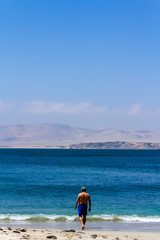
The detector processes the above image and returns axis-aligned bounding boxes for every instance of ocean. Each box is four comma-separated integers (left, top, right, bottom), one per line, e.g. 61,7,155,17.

0,149,160,231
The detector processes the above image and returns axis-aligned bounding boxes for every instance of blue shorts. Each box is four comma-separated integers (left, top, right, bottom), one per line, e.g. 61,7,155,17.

78,204,87,216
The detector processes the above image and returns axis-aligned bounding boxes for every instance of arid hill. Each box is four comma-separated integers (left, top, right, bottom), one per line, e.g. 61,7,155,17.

0,123,160,148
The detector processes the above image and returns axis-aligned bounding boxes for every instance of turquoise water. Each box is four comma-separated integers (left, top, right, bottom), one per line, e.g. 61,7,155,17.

0,149,160,223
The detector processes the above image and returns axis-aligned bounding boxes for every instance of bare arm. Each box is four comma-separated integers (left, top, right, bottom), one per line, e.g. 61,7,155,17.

89,196,91,212
75,194,80,209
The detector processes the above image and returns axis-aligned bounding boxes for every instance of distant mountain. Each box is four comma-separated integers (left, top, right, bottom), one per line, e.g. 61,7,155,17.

0,123,160,148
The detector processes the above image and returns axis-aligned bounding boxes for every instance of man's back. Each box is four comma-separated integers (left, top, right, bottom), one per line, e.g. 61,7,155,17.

78,192,90,205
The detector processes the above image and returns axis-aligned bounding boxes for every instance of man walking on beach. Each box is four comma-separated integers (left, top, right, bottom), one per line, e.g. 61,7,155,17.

75,187,91,230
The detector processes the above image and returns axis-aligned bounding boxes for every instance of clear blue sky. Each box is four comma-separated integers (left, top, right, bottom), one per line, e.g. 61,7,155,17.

0,0,160,129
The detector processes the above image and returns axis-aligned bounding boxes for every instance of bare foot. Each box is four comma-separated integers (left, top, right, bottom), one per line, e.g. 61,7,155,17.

81,225,85,230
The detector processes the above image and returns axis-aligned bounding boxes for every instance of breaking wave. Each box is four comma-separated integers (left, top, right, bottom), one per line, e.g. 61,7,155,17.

0,214,160,223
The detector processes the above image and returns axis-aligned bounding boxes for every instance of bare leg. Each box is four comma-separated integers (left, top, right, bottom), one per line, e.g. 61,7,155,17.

79,215,84,230
83,215,86,227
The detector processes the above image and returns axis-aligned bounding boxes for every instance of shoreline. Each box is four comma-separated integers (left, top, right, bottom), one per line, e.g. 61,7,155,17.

1,227,160,240
1,221,160,232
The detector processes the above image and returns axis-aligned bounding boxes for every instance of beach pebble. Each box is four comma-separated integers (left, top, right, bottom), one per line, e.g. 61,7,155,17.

91,234,97,239
77,231,85,234
46,235,57,239
13,230,20,233
20,228,27,232
61,229,76,232
22,235,30,238
69,229,76,232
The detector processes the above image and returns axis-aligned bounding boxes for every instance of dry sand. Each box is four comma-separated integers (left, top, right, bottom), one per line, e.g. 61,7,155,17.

0,227,160,240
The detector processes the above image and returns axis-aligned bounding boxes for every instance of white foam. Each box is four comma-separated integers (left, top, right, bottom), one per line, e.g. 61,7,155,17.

91,214,160,223
0,214,160,223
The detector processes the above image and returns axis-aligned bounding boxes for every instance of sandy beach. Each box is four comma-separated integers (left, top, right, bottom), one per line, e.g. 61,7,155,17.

0,227,160,240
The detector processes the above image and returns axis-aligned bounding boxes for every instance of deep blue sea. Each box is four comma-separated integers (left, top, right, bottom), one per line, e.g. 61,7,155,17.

0,149,160,225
